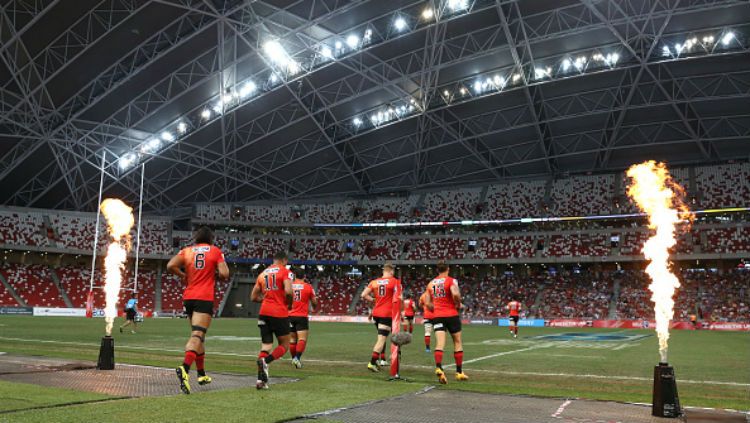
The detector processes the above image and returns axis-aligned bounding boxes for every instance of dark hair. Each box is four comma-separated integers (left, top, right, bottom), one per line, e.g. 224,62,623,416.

194,226,214,245
436,260,449,273
273,251,288,262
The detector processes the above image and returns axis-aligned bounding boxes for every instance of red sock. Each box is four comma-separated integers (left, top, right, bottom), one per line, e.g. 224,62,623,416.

514,327,518,335
370,351,379,365
271,345,286,360
454,351,463,373
379,352,385,361
409,323,413,333
296,340,307,358
434,349,443,368
289,342,297,358
425,336,430,348
258,351,269,360
195,353,205,372
182,350,197,370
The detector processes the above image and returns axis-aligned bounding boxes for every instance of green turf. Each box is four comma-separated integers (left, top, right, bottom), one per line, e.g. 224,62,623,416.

0,380,112,412
0,315,748,420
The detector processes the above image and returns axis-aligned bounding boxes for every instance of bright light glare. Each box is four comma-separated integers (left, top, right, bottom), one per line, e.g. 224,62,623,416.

201,109,211,119
562,58,571,71
177,122,187,134
239,81,256,98
346,34,360,49
141,138,161,154
321,46,333,59
161,131,175,142
662,45,671,57
394,16,407,31
353,117,362,126
119,153,136,169
721,31,734,46
448,0,469,11
473,80,482,93
422,8,434,20
264,40,288,64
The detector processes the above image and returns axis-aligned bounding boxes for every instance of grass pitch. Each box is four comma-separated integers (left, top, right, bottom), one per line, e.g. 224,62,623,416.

0,316,747,422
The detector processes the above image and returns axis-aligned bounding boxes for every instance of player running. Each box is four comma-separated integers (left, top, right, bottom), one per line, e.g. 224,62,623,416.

167,226,230,394
424,261,468,384
360,262,402,372
402,293,417,333
289,275,319,369
506,298,522,338
119,293,138,334
419,290,434,352
251,252,294,390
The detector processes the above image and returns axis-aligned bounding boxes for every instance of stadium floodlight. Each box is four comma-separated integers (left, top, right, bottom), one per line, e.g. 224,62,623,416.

562,58,572,71
604,53,619,66
574,56,587,70
320,45,333,59
118,153,136,170
702,35,714,44
353,117,363,127
534,67,551,79
346,34,360,49
422,7,434,20
222,93,234,104
140,138,161,154
443,89,450,97
493,75,506,88
459,87,467,95
177,122,187,134
512,73,521,82
674,43,682,55
270,73,279,83
473,80,483,93
364,29,372,43
161,131,175,142
201,109,211,119
335,40,343,50
264,40,289,64
316,265,324,272
662,45,671,57
239,81,257,98
448,0,469,12
721,31,734,46
393,16,408,31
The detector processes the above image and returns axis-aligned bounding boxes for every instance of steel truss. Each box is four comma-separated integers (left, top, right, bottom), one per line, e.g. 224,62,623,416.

0,0,747,213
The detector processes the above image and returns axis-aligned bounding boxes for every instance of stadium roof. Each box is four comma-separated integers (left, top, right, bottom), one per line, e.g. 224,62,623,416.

1,0,749,214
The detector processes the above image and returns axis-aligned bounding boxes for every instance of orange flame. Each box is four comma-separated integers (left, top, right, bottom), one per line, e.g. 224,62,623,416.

626,161,690,363
100,198,134,336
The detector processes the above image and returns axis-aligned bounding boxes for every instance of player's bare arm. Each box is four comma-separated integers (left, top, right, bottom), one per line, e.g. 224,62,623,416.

250,280,263,303
284,278,293,309
425,289,435,311
217,262,230,280
361,286,374,303
166,254,186,279
310,291,320,312
451,282,463,310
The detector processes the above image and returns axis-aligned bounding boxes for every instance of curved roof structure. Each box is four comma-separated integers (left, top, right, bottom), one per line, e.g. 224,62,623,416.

1,0,749,213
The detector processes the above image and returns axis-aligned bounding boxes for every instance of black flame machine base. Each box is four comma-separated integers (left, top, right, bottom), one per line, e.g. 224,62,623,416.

652,362,681,418
97,336,115,370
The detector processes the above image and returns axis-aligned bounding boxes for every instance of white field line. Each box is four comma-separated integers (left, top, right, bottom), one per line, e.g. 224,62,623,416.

1,336,748,388
551,399,573,418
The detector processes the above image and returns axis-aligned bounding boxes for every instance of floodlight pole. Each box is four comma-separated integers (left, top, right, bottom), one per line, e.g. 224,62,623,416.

88,151,106,291
132,163,145,294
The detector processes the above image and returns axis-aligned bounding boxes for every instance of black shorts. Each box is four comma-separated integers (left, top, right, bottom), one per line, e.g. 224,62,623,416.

289,316,309,332
258,315,290,344
423,318,431,325
432,316,462,334
125,309,136,321
509,315,519,324
404,316,414,322
373,316,392,330
184,300,213,318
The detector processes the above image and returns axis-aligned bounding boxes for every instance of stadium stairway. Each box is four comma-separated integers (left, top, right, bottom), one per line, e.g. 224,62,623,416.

347,280,369,315
154,265,162,312
0,271,26,307
529,286,546,318
49,267,73,308
216,277,233,316
608,279,621,319
41,215,59,248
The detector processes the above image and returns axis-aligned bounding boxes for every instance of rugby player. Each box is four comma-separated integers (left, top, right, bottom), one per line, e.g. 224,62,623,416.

289,274,319,368
251,252,294,389
360,262,402,372
424,261,468,384
419,290,434,352
402,293,417,334
167,226,229,394
506,298,522,338
119,293,138,334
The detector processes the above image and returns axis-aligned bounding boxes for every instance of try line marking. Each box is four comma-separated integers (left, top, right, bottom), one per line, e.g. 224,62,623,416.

1,336,748,388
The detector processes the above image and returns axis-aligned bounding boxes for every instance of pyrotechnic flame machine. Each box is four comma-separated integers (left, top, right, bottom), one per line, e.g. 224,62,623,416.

626,161,688,418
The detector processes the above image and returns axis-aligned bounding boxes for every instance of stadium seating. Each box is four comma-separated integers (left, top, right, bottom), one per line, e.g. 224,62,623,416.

699,270,750,322
543,233,610,257
291,239,343,261
357,239,401,260
0,263,66,307
482,180,546,219
316,276,361,314
56,265,102,308
476,236,536,259
421,188,482,221
407,238,468,260
358,196,418,222
462,274,541,318
550,175,614,216
703,227,750,254
536,273,612,319
0,210,48,247
694,163,750,209
303,201,356,223
0,280,19,306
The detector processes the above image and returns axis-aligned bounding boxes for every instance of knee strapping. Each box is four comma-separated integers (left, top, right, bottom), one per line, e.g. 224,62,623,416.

191,325,207,333
191,334,205,343
377,328,390,337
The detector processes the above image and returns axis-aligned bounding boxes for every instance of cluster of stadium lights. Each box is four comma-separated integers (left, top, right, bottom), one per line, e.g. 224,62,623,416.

115,2,744,170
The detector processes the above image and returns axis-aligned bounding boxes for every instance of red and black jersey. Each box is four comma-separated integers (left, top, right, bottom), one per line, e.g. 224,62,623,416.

367,277,402,318
256,264,294,318
290,280,315,317
508,300,521,317
403,299,416,317
427,276,459,318
180,244,225,301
